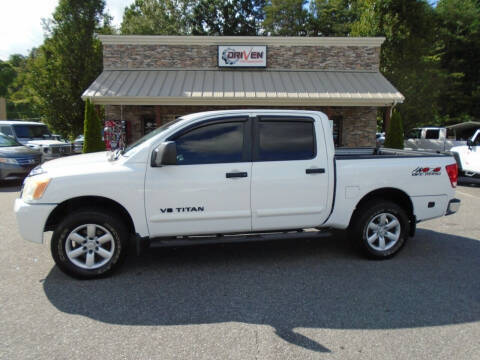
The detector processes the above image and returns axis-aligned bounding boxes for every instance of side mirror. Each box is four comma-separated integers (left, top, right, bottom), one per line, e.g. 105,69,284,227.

467,139,473,148
151,141,177,167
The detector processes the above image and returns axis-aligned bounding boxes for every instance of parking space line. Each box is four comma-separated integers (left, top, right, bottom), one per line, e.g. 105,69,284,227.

456,190,480,199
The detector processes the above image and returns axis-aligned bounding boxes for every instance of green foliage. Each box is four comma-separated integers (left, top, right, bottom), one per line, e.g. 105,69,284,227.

121,0,188,35
436,0,480,123
4,54,38,119
189,0,265,35
264,0,309,36
83,99,105,153
351,0,443,131
384,111,404,149
309,0,354,36
0,61,16,98
27,0,111,138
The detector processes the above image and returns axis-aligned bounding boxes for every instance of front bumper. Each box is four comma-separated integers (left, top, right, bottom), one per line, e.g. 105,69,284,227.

446,198,461,216
14,198,56,244
0,163,38,180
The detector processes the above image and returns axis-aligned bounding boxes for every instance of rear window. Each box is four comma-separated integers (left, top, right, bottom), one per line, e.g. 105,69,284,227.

425,129,440,139
257,120,315,161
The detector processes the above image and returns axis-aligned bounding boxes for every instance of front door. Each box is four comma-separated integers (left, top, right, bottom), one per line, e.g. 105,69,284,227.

145,117,252,237
251,116,330,231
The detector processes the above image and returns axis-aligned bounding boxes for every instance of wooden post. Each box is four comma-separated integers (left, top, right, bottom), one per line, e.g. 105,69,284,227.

0,97,6,119
155,106,163,127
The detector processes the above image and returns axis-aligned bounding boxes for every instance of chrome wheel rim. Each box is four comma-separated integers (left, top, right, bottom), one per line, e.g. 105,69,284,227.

365,213,401,251
65,224,115,270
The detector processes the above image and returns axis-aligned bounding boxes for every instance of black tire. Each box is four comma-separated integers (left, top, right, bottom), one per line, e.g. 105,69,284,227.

51,209,129,279
350,200,409,259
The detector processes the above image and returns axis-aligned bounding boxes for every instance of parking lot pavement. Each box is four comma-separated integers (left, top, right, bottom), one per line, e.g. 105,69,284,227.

0,180,479,360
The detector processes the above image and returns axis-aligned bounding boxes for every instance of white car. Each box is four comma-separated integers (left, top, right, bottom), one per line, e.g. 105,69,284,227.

15,110,460,279
0,121,72,161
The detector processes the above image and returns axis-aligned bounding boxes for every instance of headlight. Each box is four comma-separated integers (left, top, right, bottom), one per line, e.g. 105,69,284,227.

0,157,18,164
28,166,46,177
22,177,51,202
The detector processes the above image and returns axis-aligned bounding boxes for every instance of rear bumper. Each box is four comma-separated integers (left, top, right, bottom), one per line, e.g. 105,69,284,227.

446,198,460,216
14,198,56,244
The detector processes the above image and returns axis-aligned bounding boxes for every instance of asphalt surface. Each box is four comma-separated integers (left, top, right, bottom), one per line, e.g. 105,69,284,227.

0,178,479,360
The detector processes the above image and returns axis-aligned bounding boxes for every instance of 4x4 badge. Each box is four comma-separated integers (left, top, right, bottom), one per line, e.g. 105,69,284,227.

412,167,441,176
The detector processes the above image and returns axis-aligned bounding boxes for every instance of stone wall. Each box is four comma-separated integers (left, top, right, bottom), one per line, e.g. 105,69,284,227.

103,44,380,72
104,105,378,147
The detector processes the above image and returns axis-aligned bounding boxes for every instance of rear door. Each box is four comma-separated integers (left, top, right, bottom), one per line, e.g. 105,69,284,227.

145,116,253,237
250,115,330,231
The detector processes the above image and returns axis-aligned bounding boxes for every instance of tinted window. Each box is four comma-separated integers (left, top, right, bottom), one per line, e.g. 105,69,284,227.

406,129,421,139
425,129,440,139
175,122,245,165
257,121,315,161
0,126,13,136
13,124,51,139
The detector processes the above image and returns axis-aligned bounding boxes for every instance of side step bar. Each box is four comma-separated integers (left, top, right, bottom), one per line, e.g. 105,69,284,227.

144,229,332,250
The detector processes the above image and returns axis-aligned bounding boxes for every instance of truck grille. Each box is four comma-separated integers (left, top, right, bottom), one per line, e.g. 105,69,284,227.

15,156,42,166
50,144,72,155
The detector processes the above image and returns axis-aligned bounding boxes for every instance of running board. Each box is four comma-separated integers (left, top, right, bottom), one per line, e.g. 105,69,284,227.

147,230,332,248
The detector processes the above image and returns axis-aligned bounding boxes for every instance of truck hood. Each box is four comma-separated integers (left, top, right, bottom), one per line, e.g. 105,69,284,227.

21,139,69,146
42,151,111,173
0,146,41,157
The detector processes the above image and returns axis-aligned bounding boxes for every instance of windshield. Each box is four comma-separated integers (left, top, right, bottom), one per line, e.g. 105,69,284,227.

0,133,22,147
122,117,185,155
13,124,51,139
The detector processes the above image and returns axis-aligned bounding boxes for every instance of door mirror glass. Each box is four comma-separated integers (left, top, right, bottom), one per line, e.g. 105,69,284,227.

151,141,177,167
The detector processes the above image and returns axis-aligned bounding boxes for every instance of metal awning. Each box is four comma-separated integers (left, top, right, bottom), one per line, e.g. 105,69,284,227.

82,69,404,106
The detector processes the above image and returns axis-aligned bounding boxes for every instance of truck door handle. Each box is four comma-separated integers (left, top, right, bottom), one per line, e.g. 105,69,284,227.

306,168,325,174
226,172,248,178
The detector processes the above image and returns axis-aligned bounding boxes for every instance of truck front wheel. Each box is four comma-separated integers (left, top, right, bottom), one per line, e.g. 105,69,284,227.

51,209,128,279
351,200,409,259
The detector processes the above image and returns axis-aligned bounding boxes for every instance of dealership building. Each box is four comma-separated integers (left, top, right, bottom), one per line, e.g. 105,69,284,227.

82,35,404,147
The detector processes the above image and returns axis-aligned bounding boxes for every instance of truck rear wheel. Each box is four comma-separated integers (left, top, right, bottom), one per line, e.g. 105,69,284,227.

51,209,128,279
350,200,408,259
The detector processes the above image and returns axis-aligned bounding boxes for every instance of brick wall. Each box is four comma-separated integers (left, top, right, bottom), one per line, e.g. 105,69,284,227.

103,44,380,72
105,105,378,147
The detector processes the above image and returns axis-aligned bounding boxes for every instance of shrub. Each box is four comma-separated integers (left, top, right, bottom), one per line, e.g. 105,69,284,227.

384,110,404,149
83,99,105,153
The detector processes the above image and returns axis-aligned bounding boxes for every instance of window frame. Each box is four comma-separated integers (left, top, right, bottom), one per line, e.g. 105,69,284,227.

252,116,317,162
167,116,252,165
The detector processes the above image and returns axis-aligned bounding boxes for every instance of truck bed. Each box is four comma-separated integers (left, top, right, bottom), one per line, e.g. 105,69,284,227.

335,147,449,159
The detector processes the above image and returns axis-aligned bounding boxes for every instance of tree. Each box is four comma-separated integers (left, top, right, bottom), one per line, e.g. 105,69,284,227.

351,0,442,131
0,60,16,98
83,99,105,153
28,0,112,138
263,0,309,36
4,54,38,120
121,0,189,35
384,110,404,149
189,0,265,35
436,0,480,123
308,0,354,36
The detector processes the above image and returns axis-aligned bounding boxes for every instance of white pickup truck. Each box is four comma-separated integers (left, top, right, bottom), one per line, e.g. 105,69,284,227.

404,127,466,153
14,110,460,279
450,129,480,178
